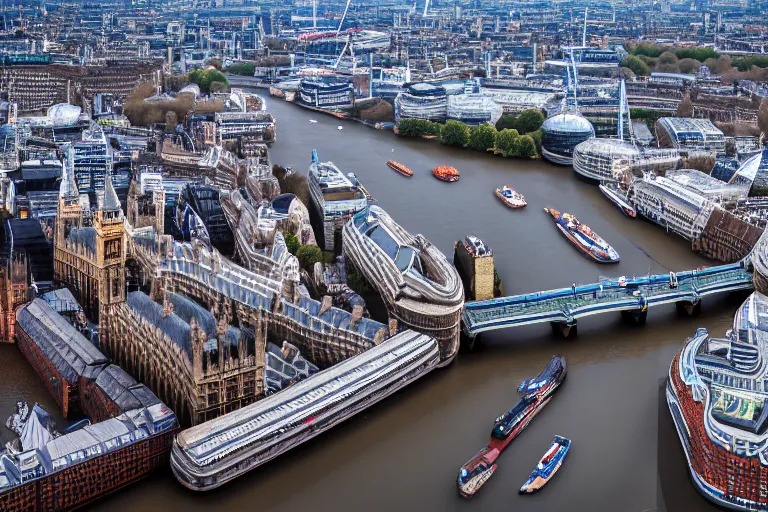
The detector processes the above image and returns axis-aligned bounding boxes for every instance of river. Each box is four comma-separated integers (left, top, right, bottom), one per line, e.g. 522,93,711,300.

1,96,737,511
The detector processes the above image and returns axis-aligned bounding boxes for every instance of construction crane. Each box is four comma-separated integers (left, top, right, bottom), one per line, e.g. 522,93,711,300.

336,0,352,37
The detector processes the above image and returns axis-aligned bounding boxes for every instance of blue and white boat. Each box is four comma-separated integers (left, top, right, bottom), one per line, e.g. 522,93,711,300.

544,208,620,263
519,435,571,494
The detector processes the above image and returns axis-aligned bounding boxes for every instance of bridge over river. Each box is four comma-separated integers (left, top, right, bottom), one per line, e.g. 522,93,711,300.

462,261,754,338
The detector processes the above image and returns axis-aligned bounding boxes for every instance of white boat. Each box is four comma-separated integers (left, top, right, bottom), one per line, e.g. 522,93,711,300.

495,185,527,209
599,183,636,218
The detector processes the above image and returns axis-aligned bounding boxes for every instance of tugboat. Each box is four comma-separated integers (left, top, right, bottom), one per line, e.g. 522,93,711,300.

495,185,527,209
457,356,567,498
599,183,636,218
432,165,460,182
519,436,571,494
543,208,620,263
387,160,413,177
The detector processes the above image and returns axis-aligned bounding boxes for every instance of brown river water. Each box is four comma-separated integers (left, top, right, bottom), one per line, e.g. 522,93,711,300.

0,96,737,511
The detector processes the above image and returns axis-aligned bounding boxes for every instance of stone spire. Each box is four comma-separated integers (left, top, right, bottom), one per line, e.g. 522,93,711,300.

59,145,79,201
102,168,120,211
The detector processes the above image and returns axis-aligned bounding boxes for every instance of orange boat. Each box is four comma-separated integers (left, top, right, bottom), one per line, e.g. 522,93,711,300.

432,165,460,182
387,160,413,177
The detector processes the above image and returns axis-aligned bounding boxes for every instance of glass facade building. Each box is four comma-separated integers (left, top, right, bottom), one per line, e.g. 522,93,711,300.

541,113,595,165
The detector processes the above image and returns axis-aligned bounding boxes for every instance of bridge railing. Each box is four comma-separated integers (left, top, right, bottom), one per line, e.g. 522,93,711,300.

463,263,753,335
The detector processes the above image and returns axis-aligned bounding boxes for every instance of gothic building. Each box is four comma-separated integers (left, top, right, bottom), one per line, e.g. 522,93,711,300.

52,146,125,322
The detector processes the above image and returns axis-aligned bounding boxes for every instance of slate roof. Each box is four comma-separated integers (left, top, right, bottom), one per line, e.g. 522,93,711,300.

16,298,107,382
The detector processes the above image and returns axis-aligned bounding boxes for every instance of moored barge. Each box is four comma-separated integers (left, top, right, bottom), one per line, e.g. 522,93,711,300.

387,160,413,177
544,208,620,263
432,165,460,182
457,355,567,498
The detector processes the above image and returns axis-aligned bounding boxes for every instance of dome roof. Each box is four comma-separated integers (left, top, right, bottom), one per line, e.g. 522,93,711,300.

541,113,595,134
46,103,82,125
574,138,640,157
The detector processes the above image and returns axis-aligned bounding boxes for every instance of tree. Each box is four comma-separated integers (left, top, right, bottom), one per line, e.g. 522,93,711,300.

440,120,470,147
189,69,230,93
675,47,719,62
468,124,497,152
164,111,178,131
283,232,299,254
210,81,229,93
621,56,650,76
704,55,732,74
397,118,440,137
396,119,418,137
495,129,520,157
280,173,310,207
676,92,694,118
627,42,667,58
514,109,545,134
516,135,537,158
297,245,323,270
529,129,543,153
208,59,223,70
495,114,517,131
658,51,679,65
620,67,636,80
678,58,702,74
228,62,256,76
758,97,768,143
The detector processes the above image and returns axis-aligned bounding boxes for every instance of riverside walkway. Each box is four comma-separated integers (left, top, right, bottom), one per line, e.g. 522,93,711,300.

462,262,753,338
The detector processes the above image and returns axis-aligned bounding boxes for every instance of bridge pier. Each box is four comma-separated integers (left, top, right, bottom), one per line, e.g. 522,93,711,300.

676,300,701,317
550,321,577,339
621,309,647,326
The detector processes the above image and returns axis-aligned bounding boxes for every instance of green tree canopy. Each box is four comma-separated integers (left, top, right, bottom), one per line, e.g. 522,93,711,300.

440,120,470,147
468,124,498,152
296,245,323,270
516,135,537,158
228,62,256,76
626,42,668,58
514,109,545,134
495,114,517,131
189,69,230,93
621,56,651,76
495,129,520,157
675,47,718,62
283,232,299,254
397,118,441,137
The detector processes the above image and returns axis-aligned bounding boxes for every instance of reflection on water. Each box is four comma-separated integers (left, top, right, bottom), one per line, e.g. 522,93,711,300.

0,97,744,511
